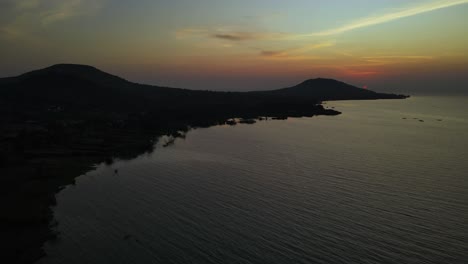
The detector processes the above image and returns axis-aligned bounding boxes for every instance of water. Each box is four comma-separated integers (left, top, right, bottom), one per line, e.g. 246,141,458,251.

39,96,468,264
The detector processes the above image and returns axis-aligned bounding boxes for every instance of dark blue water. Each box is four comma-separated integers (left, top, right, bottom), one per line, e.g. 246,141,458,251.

39,96,468,264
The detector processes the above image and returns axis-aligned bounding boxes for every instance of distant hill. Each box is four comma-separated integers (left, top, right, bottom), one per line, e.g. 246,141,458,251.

0,64,407,110
265,78,407,100
18,64,129,87
0,64,193,113
1,63,359,128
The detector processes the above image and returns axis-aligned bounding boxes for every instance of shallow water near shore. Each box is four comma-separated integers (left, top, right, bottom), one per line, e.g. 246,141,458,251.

39,96,468,264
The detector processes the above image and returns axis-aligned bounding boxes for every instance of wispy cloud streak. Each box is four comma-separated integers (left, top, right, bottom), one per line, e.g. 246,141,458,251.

300,0,468,37
260,41,335,60
0,0,105,40
40,0,105,25
213,32,261,41
176,0,468,44
1,0,105,28
176,28,288,42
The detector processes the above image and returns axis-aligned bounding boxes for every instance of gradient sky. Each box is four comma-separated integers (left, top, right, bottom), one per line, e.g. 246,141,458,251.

1,0,467,94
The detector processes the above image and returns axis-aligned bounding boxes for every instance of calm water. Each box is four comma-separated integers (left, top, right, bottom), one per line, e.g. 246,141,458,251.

39,96,468,264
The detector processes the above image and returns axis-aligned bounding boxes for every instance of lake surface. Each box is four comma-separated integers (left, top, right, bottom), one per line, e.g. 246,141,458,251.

39,96,468,264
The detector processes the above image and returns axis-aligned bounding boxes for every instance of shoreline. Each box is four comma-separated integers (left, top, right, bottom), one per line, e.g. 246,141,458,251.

0,108,340,263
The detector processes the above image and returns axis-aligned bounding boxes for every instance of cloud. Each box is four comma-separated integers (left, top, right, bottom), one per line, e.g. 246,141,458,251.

363,55,434,63
1,0,105,29
259,41,335,61
0,0,105,41
301,0,468,37
261,50,287,57
172,0,464,64
302,42,335,50
260,41,335,58
40,0,105,26
213,31,287,41
342,69,380,77
176,0,468,44
360,55,435,66
176,28,289,42
213,33,258,41
363,55,434,60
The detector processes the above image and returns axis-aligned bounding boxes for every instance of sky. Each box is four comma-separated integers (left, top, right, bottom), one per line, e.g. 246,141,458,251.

1,0,467,94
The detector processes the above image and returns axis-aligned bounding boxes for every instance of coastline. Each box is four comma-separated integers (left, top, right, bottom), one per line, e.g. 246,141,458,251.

0,108,340,263
0,64,408,263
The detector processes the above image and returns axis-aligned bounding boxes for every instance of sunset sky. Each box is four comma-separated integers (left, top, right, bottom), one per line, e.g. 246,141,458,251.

1,0,467,94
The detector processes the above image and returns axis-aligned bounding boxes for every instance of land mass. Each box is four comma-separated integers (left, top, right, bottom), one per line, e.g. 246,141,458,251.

0,64,408,263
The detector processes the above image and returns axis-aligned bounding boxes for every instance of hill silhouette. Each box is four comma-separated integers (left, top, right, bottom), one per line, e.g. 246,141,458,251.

266,78,406,100
19,64,127,85
1,64,406,115
0,64,408,263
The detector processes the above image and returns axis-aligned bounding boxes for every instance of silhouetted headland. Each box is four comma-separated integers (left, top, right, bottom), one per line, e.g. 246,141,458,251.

0,64,408,263
264,78,408,100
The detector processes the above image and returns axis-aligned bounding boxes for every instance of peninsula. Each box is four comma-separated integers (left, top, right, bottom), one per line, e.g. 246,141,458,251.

0,64,408,263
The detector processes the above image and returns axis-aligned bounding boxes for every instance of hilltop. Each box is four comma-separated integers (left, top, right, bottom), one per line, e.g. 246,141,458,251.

267,78,407,100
